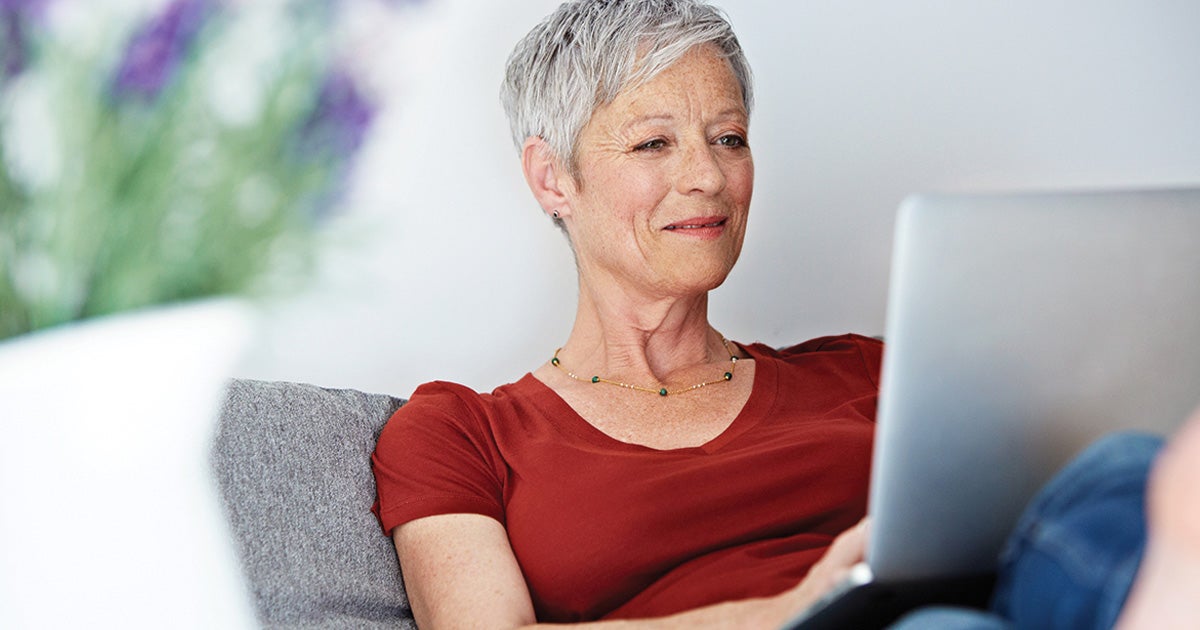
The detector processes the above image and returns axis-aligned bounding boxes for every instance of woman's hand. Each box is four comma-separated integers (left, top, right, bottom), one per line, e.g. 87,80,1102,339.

601,519,872,629
767,518,870,624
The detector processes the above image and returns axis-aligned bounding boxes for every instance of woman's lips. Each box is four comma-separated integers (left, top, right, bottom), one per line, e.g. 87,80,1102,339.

663,217,727,231
662,217,727,241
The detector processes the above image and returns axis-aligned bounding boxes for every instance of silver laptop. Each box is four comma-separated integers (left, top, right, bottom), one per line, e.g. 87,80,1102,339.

784,186,1200,629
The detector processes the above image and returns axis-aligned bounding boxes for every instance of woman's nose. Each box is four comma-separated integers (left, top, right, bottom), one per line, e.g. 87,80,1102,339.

676,141,726,196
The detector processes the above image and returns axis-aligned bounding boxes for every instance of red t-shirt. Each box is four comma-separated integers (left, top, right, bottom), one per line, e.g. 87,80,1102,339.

372,334,882,622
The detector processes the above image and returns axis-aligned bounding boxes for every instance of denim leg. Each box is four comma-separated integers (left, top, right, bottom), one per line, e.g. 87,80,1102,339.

989,431,1163,630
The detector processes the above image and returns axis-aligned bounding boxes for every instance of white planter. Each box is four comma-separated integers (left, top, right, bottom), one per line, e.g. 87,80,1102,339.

0,300,256,628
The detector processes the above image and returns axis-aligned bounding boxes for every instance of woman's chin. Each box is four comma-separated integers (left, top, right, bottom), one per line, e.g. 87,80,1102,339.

651,263,736,297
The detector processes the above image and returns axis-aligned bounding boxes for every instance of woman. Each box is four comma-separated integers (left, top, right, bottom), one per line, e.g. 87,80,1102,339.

375,0,874,625
372,1,1200,627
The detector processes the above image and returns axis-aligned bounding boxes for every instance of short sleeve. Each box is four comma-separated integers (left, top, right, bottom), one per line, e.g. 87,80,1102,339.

370,381,507,536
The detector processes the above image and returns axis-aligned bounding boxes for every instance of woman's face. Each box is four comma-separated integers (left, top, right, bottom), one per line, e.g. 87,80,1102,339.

561,45,754,300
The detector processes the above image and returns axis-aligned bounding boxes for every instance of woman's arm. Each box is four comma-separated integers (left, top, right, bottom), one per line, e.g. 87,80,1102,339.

394,514,537,628
394,515,869,630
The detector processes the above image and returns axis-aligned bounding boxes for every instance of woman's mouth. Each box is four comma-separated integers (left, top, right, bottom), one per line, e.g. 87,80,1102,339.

663,217,727,231
662,217,728,241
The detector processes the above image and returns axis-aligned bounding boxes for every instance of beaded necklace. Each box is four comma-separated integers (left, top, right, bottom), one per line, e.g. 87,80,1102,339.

551,338,739,397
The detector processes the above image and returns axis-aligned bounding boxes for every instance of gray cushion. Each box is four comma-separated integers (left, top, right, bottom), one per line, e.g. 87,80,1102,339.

212,379,415,629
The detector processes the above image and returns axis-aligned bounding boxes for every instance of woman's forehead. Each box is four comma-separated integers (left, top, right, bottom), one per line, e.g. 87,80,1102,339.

599,50,747,126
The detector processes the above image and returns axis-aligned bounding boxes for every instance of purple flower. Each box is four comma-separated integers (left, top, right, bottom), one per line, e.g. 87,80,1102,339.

0,0,48,13
292,68,376,220
2,11,25,79
1,0,49,80
300,69,376,158
112,0,212,100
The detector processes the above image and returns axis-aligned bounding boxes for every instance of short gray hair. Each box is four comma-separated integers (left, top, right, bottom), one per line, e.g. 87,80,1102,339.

500,0,753,172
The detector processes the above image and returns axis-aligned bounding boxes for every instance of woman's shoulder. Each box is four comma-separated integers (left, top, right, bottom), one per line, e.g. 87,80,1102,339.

743,333,884,385
743,332,883,358
406,379,491,404
377,377,539,462
408,372,543,398
393,376,541,425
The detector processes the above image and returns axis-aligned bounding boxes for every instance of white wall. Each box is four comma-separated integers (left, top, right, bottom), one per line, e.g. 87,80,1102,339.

237,0,1200,396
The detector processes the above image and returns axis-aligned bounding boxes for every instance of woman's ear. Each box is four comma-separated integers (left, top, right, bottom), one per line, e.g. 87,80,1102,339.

521,137,573,220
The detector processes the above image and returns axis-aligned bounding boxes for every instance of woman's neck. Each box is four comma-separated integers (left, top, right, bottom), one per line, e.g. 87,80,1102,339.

558,279,728,384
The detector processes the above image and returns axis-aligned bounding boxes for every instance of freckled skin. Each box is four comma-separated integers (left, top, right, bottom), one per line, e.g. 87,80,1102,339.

559,45,754,302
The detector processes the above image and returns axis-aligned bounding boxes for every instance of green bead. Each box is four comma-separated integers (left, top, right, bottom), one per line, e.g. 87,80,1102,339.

724,372,733,380
591,376,600,383
551,357,559,366
659,388,668,396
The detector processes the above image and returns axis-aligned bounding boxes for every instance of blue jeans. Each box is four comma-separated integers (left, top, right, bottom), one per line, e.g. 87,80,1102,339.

890,431,1163,630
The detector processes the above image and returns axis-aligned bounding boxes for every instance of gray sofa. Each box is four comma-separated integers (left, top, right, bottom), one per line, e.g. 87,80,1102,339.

212,379,416,628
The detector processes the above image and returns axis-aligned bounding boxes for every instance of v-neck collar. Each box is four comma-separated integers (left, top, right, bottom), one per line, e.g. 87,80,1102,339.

518,345,779,455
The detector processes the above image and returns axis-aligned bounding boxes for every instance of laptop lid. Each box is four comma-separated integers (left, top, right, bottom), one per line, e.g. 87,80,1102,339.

866,187,1200,582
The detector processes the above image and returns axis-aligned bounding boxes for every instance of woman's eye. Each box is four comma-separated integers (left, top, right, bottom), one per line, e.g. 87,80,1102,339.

634,139,667,151
716,134,747,148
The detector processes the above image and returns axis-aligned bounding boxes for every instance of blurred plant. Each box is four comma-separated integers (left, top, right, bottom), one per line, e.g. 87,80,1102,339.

0,0,377,340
